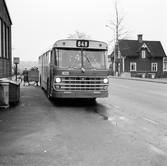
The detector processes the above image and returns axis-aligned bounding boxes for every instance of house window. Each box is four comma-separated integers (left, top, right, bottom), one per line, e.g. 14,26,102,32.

130,62,136,71
3,22,6,58
6,26,9,59
163,57,167,71
151,63,157,72
142,50,145,58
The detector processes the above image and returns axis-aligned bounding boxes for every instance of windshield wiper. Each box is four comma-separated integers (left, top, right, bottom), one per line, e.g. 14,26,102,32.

84,55,95,69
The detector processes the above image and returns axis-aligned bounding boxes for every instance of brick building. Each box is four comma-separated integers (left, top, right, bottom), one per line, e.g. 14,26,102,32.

0,0,12,78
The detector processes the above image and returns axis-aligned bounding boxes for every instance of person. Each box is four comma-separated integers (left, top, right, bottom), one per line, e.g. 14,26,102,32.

22,68,30,86
33,67,39,86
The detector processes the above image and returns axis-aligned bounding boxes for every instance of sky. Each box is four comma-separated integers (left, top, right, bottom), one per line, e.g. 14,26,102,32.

6,0,167,62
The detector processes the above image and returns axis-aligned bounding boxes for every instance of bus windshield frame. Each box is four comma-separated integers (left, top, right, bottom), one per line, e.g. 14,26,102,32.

56,48,107,70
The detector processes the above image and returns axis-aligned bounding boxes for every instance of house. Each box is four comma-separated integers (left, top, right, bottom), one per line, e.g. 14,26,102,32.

109,34,167,78
0,0,12,79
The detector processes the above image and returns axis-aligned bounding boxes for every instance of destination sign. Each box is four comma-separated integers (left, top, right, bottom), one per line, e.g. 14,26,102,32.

76,40,89,47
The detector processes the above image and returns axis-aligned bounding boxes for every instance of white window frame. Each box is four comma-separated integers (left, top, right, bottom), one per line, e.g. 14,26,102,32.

3,22,6,58
163,57,167,71
6,26,9,59
130,62,136,71
142,50,145,58
151,63,157,72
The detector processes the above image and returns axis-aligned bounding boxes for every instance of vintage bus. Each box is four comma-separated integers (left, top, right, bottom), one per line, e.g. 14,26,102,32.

38,39,109,100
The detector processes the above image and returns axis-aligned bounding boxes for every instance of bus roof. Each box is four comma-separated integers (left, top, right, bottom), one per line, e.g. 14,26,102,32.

39,45,52,56
39,39,108,57
53,39,108,50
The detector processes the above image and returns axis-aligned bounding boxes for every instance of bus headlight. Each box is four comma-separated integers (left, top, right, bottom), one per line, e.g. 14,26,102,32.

103,85,108,90
55,77,61,83
55,85,61,89
103,78,108,84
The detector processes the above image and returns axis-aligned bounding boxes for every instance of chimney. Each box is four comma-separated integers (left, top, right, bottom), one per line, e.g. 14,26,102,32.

137,34,143,43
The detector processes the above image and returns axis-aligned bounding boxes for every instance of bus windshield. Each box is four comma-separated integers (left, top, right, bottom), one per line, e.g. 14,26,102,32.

57,49,106,69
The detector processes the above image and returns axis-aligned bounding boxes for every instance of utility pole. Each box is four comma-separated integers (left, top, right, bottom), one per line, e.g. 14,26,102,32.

13,57,20,81
106,25,116,76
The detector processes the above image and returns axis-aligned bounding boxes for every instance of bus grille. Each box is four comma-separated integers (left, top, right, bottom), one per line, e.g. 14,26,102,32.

55,76,108,91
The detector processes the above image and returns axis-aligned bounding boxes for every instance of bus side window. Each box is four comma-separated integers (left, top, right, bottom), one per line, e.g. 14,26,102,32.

52,49,57,66
50,51,53,66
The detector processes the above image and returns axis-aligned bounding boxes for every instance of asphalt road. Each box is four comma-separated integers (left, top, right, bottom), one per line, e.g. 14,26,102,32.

0,78,167,166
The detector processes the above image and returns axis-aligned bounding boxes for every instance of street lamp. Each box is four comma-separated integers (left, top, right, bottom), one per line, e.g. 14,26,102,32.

106,25,116,76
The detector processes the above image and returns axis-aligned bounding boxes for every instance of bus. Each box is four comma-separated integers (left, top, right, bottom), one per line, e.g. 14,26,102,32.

38,39,109,100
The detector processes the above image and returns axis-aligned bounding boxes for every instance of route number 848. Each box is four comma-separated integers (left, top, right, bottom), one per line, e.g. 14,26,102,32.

76,40,89,47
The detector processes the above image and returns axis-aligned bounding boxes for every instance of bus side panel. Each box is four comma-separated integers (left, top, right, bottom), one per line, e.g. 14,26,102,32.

39,52,50,91
38,56,42,87
39,55,46,90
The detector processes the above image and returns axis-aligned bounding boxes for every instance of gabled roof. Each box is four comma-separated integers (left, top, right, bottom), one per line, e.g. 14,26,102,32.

119,39,166,58
3,0,12,25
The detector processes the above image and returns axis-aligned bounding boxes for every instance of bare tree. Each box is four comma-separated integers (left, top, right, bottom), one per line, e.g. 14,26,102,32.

68,30,91,39
107,0,131,42
106,0,131,75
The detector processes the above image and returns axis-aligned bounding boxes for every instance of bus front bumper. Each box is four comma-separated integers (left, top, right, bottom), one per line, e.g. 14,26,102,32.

51,91,108,98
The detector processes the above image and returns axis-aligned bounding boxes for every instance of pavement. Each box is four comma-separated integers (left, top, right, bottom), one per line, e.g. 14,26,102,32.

0,76,167,165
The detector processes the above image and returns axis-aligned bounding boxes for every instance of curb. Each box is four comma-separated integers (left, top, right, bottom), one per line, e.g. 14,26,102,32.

109,76,167,84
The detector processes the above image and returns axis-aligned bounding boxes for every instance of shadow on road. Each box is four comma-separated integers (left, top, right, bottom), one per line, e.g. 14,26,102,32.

51,98,97,107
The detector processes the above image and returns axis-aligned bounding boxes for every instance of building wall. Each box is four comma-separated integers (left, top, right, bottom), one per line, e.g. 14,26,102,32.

137,49,150,71
0,0,12,79
123,48,164,78
124,56,164,78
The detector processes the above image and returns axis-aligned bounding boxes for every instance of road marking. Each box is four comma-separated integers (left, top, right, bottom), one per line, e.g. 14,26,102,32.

119,116,125,120
114,84,132,89
150,145,165,155
148,91,167,96
143,117,159,125
112,104,120,109
139,126,151,132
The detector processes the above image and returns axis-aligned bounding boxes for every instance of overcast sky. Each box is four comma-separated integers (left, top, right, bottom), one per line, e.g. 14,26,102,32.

6,0,167,61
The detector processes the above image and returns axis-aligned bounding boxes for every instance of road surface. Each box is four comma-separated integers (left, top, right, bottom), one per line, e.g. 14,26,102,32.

0,78,167,166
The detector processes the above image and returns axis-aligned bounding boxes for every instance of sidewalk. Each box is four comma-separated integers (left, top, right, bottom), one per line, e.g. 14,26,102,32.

109,76,167,84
